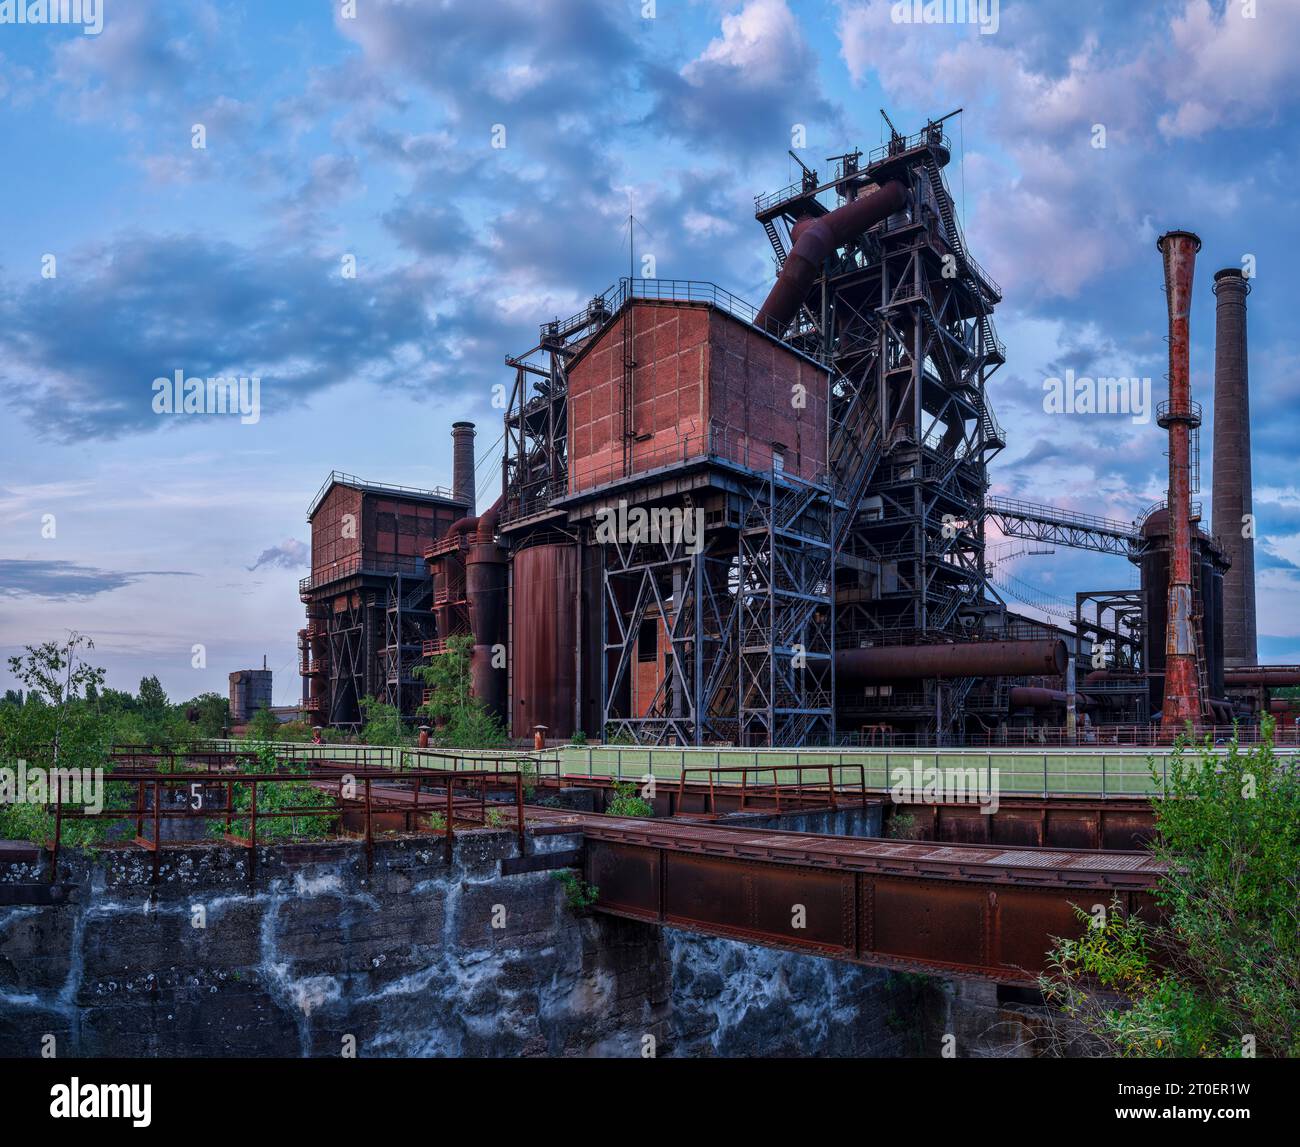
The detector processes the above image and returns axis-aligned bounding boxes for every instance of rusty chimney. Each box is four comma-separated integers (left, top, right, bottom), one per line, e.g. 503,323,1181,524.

451,421,476,516
1156,230,1204,732
1212,267,1256,667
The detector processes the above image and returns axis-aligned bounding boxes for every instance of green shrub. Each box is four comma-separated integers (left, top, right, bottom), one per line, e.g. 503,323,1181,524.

606,779,653,818
555,869,599,912
1040,719,1300,1058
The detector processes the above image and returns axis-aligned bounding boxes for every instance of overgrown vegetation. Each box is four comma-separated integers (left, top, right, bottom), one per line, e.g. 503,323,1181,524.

0,635,343,846
1040,719,1300,1058
606,779,654,818
555,869,599,912
412,635,509,749
886,811,919,840
358,696,411,747
208,741,338,842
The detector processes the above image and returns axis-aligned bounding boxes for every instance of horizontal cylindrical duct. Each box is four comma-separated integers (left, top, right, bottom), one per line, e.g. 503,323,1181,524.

1224,666,1300,687
835,639,1068,682
1008,687,1094,711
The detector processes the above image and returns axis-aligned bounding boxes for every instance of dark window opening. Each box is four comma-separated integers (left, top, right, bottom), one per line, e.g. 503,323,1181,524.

638,620,658,662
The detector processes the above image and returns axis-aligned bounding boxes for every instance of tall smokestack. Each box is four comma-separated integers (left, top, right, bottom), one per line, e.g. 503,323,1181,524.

451,421,476,516
1157,231,1203,732
1212,268,1256,667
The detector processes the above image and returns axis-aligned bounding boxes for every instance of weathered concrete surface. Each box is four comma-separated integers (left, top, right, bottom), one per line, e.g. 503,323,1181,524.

0,832,673,1058
666,931,924,1056
0,830,1045,1058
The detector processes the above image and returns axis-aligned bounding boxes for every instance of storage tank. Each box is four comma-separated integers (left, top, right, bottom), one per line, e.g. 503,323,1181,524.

1138,508,1224,715
229,668,273,724
511,542,578,739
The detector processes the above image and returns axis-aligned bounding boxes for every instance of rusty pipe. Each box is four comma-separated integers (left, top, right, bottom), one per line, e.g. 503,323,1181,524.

467,496,506,721
1157,230,1204,731
1008,687,1095,711
836,639,1067,682
1225,666,1300,687
756,180,907,332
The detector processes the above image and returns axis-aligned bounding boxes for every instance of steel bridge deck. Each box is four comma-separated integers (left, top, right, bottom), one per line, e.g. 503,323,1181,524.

538,811,1163,983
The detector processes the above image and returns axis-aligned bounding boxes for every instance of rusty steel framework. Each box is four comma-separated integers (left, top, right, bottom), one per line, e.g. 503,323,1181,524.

755,117,1006,740
985,495,1144,558
491,117,1017,746
502,279,837,746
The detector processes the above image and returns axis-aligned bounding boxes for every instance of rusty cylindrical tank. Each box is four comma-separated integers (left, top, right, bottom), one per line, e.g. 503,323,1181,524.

1212,268,1257,667
466,498,506,722
511,541,578,738
835,640,1067,682
1156,230,1204,730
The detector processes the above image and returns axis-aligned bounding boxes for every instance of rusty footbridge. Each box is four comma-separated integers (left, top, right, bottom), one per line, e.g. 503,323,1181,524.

19,744,1194,985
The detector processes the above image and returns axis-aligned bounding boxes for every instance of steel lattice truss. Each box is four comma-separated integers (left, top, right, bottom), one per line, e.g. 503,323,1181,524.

737,474,834,746
760,132,1006,740
324,592,371,728
380,572,435,716
600,513,741,746
984,496,1143,557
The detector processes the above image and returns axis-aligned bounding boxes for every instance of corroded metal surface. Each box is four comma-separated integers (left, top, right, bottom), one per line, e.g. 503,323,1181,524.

566,813,1162,982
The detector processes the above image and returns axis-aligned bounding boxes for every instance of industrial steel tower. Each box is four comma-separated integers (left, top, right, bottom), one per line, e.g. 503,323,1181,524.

754,113,1006,741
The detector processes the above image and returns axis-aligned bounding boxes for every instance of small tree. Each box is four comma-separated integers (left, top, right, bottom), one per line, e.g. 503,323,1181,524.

246,704,280,743
413,636,507,749
358,695,410,746
6,632,104,768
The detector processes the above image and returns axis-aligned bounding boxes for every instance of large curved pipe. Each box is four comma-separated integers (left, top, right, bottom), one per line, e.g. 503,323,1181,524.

836,639,1068,682
444,513,480,541
756,180,908,332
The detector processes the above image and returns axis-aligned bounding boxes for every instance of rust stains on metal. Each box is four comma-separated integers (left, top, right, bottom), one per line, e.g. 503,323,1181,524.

836,639,1067,682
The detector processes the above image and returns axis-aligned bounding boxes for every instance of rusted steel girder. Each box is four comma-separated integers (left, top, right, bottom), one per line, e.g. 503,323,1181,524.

582,819,1160,982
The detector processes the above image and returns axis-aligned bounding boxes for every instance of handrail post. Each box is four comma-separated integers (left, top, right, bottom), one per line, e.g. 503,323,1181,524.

444,779,454,866
249,779,258,881
152,778,162,882
361,775,371,873
515,773,525,855
51,779,63,884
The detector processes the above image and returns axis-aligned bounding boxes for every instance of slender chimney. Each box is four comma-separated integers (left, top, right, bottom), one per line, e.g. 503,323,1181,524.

1212,268,1256,667
1157,231,1203,731
451,421,476,516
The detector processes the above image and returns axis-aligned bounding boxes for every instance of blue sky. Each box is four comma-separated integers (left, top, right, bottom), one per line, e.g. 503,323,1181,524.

1,0,1298,704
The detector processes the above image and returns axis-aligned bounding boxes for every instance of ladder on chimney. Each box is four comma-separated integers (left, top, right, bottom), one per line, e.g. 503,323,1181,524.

1191,553,1212,722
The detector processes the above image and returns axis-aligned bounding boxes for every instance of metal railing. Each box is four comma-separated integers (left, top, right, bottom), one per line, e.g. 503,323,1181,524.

306,471,458,520
677,762,869,816
299,553,429,595
43,763,526,882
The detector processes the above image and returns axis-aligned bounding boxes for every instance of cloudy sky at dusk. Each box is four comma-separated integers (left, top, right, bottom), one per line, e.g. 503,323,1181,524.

1,0,1298,704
